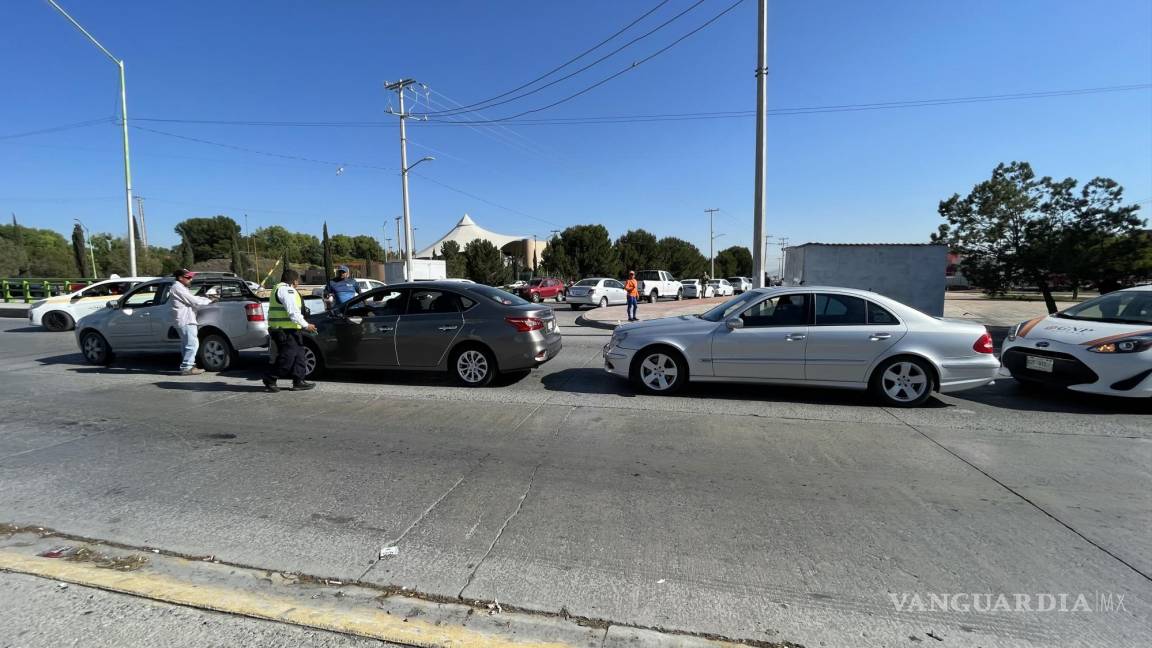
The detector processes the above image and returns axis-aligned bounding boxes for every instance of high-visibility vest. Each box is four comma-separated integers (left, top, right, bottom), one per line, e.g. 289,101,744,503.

268,284,303,330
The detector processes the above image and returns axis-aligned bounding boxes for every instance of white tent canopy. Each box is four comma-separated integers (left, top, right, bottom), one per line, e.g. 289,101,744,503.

414,214,528,258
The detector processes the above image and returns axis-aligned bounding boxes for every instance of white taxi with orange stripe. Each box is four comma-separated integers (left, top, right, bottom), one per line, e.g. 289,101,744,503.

1000,285,1152,397
28,277,156,332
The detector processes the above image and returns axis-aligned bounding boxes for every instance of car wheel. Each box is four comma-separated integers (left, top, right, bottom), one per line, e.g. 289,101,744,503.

531,293,541,303
197,333,233,372
80,330,114,366
301,341,324,378
871,357,934,407
451,345,496,387
631,347,687,395
675,289,683,301
599,296,608,308
42,311,75,332
648,290,658,304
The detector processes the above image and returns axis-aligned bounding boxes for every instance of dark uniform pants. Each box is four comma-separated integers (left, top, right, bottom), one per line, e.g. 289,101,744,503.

266,329,307,383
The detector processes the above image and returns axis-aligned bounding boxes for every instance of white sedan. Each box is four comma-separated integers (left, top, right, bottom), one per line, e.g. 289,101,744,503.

567,277,628,309
29,277,156,332
1000,285,1152,398
681,280,715,299
708,279,735,297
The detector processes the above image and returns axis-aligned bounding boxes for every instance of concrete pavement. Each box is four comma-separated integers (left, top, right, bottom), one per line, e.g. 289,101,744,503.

0,314,1149,647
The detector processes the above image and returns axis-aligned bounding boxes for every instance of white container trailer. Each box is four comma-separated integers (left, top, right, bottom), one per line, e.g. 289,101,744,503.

384,259,447,284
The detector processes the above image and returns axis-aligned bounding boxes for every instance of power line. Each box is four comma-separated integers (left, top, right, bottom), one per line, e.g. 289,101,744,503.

411,171,558,227
421,0,704,117
423,0,671,116
428,0,748,124
0,117,113,140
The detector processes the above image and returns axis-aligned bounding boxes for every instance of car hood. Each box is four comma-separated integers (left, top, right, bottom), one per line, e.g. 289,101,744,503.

618,314,717,335
1017,315,1152,347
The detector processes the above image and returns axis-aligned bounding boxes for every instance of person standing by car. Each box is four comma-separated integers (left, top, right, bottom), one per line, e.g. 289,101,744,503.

323,265,361,308
624,270,640,322
264,269,318,392
170,269,217,376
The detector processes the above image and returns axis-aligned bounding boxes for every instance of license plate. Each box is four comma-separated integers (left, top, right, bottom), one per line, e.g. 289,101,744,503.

547,320,555,332
1025,356,1054,373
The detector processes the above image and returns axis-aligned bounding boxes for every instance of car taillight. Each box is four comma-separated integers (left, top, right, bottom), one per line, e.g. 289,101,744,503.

245,302,265,322
505,316,544,332
973,332,994,354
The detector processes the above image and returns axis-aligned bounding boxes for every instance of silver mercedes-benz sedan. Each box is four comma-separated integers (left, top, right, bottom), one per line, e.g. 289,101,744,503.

602,287,999,406
303,282,562,387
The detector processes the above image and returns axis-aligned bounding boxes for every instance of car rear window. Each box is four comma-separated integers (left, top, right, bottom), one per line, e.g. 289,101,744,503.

575,279,599,286
636,271,660,281
468,284,530,306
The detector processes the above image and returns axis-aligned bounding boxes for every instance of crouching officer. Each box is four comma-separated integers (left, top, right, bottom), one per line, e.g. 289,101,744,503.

263,268,318,392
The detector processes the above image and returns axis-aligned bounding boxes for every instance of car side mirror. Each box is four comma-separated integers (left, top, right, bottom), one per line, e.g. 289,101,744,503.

71,294,83,302
725,318,743,331
106,300,120,310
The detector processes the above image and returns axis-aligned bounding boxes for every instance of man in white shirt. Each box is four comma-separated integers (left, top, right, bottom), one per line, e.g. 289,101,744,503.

169,269,216,375
263,268,318,392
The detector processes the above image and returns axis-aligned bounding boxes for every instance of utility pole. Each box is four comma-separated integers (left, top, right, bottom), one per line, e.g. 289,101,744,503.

395,216,404,264
777,236,789,281
48,0,138,277
705,208,719,278
134,195,148,247
751,0,768,288
386,79,420,282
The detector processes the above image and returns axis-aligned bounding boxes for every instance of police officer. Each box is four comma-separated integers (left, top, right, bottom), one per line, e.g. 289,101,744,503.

323,265,361,308
263,268,317,392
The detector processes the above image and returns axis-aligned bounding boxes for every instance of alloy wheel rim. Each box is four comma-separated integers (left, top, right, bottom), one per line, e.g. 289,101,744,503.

882,362,928,402
458,350,488,383
640,353,678,391
600,297,608,308
303,347,316,376
83,335,103,361
203,340,227,368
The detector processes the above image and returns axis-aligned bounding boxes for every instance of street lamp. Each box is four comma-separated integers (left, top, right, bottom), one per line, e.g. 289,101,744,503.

74,219,98,279
47,0,138,277
399,155,434,281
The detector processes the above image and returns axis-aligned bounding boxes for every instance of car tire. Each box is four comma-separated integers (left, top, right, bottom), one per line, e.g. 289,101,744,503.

675,288,683,301
197,333,233,372
80,330,114,366
42,311,75,332
871,356,935,407
301,340,324,379
531,293,541,303
451,345,497,387
648,290,658,304
599,297,608,308
630,346,688,395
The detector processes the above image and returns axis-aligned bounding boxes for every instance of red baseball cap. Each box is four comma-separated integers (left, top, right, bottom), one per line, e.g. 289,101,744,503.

173,269,196,279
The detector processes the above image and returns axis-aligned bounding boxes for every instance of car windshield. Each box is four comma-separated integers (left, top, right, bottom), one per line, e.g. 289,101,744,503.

528,279,544,287
1057,291,1152,324
699,292,760,322
708,280,722,285
575,279,599,286
468,284,530,306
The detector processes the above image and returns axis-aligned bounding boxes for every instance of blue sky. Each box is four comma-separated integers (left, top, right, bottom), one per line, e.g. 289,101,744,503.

2,0,1150,268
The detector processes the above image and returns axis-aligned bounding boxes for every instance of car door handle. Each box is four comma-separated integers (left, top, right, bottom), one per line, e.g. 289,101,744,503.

438,325,459,331
379,327,394,333
870,333,892,341
785,333,806,341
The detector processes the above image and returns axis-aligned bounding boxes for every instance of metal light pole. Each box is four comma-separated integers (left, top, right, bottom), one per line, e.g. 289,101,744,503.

386,79,434,282
48,0,137,277
751,0,768,288
705,208,719,277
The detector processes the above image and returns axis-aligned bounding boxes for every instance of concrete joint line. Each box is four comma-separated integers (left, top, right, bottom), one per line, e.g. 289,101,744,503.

886,410,1152,584
459,463,542,599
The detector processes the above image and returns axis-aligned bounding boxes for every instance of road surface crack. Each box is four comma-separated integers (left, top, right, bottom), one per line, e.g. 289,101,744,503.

458,463,541,599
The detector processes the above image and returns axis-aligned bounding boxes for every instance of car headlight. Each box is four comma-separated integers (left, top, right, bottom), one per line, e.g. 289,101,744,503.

1087,336,1152,354
611,331,628,346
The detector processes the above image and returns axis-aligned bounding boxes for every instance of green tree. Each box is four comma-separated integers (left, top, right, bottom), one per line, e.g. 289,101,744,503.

71,223,90,276
463,239,506,285
0,237,26,277
656,237,707,279
251,225,296,261
0,222,73,276
614,229,659,275
89,235,164,277
293,233,324,265
322,222,334,277
714,245,753,277
179,236,195,270
173,215,241,262
230,236,243,275
439,240,467,278
540,239,576,279
330,234,354,259
350,235,384,262
552,225,618,278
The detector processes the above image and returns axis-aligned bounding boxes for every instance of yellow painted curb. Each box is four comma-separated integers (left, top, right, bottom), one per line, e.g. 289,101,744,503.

0,548,575,648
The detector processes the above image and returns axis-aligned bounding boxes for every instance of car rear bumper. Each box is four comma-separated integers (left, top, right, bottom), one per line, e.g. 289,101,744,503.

566,294,598,305
502,333,562,371
937,355,1001,392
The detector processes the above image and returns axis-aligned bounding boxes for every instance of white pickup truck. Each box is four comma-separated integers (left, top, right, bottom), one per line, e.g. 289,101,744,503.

636,270,683,303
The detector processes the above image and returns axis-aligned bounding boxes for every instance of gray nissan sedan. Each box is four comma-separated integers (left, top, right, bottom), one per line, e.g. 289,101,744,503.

301,282,562,386
603,286,999,406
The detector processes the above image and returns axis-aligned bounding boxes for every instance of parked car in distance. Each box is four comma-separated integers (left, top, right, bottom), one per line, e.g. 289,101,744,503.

603,286,998,407
567,278,628,310
999,285,1152,398
636,270,682,303
727,277,752,293
76,276,272,372
29,277,157,332
310,278,387,298
300,282,562,386
518,277,566,303
708,278,735,297
681,279,715,299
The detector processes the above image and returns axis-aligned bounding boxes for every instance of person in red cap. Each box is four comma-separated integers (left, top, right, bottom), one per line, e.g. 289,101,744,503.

170,269,216,375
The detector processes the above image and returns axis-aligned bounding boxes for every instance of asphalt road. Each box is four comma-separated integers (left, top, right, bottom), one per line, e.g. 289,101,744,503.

0,310,1149,647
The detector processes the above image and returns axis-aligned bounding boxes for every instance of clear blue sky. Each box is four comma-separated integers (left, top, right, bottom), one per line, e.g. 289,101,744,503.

3,0,1150,268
